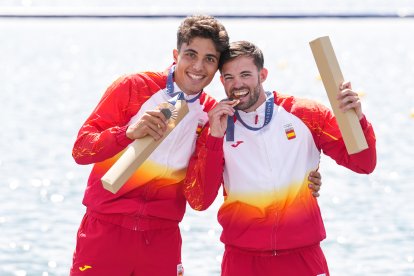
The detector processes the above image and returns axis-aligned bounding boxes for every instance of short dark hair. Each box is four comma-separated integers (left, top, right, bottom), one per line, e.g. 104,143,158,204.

177,15,229,53
219,40,264,72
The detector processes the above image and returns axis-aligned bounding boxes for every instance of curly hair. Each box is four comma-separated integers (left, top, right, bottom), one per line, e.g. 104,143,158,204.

177,15,229,54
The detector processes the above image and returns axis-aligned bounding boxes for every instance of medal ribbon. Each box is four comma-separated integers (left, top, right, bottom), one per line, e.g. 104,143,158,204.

166,65,202,105
226,91,274,141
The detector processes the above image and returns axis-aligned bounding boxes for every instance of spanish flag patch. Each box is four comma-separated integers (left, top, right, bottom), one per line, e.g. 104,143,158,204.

284,123,296,140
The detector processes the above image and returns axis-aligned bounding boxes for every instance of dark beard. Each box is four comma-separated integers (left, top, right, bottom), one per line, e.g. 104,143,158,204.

234,81,261,111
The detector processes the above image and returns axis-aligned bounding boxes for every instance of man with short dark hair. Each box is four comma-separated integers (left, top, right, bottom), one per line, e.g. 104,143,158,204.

185,40,376,275
70,15,229,276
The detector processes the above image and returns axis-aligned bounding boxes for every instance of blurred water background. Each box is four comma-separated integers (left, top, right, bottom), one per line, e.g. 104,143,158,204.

1,1,414,275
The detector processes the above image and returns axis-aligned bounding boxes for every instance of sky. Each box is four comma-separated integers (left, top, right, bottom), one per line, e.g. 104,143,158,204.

1,0,414,15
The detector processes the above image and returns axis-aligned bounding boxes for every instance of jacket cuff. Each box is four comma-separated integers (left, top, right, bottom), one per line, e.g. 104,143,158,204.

359,115,369,129
206,135,224,151
115,125,134,147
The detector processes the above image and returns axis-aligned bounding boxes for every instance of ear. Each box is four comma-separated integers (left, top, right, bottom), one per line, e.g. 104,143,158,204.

173,49,179,63
259,68,268,83
220,74,224,85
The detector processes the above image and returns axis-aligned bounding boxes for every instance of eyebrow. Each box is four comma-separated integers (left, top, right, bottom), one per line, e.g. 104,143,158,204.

183,49,197,54
184,49,219,60
223,70,252,78
239,70,252,75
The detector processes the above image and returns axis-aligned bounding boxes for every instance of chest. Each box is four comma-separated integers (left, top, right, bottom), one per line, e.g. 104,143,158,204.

129,93,209,169
223,111,320,191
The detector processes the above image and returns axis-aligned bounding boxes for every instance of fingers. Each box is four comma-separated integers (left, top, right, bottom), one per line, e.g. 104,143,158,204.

142,123,165,140
229,99,240,107
146,110,169,129
209,101,237,123
210,102,236,117
127,110,170,140
337,89,360,110
337,81,363,119
340,81,352,90
208,101,237,137
308,170,322,198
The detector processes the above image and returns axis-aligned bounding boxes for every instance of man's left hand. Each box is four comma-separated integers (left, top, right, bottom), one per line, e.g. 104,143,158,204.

308,170,322,198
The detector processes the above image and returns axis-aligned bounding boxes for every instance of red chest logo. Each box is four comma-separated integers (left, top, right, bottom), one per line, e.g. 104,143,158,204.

231,141,244,147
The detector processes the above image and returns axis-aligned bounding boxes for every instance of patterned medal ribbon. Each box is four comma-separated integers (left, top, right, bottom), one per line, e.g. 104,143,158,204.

226,91,274,142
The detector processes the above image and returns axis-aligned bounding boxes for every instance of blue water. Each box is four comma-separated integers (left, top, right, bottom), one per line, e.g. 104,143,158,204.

0,16,413,275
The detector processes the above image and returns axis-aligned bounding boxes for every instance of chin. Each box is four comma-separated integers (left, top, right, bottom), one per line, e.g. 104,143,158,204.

187,89,202,95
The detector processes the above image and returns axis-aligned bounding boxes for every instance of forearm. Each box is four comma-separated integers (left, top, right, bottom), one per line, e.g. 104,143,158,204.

72,124,133,165
72,75,139,165
344,115,377,173
323,115,377,174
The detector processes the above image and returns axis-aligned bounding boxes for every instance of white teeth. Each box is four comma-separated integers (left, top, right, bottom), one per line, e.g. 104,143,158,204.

233,90,249,98
188,73,203,80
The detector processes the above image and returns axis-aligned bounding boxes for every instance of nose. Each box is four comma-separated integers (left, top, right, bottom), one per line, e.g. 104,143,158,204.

232,77,244,89
192,58,203,71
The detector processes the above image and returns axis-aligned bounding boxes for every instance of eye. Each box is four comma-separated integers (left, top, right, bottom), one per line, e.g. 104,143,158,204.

186,52,196,58
206,56,217,63
241,73,251,78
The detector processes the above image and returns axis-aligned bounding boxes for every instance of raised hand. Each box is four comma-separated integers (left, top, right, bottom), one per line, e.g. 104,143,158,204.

208,100,239,137
337,81,363,120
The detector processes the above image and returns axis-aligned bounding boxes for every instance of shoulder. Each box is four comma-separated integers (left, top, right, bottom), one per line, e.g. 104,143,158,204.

199,91,218,112
274,91,335,135
274,91,331,116
126,71,167,91
105,71,167,101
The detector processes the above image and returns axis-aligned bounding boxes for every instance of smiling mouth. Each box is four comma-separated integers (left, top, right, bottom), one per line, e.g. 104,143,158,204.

187,72,204,81
232,89,249,99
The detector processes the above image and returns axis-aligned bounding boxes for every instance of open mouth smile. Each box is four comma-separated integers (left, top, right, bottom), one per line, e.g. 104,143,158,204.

232,89,249,99
187,72,204,81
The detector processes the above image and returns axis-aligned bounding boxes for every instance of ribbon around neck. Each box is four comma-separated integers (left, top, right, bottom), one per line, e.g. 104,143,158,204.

166,65,202,104
226,91,274,142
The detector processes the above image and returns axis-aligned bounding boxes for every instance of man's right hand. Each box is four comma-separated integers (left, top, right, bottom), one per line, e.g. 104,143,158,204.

208,100,238,137
337,81,363,120
126,110,169,141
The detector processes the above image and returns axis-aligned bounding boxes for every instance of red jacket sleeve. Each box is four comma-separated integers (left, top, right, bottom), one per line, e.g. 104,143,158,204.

72,76,137,165
317,109,377,174
183,126,225,211
276,93,377,174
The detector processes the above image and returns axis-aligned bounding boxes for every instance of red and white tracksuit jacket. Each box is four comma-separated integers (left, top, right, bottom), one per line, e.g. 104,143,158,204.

184,91,376,251
72,67,216,228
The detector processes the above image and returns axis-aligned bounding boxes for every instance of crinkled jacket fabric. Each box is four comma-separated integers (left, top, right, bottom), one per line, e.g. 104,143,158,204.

185,91,376,251
72,67,217,227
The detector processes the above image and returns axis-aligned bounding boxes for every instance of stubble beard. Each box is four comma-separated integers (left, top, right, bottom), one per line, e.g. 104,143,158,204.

234,80,261,112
